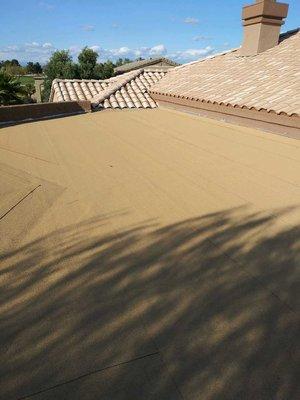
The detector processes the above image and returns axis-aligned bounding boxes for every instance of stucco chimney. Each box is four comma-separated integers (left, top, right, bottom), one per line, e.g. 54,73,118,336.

240,0,289,56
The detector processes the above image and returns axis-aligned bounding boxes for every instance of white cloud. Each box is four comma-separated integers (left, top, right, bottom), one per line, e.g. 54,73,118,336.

0,42,56,63
170,46,215,62
89,45,100,52
38,1,54,11
69,45,141,60
6,45,19,51
0,40,214,65
82,24,95,32
69,45,101,58
26,42,40,48
149,44,167,56
184,17,199,25
101,43,210,62
99,44,167,60
42,42,53,48
68,45,82,57
193,35,212,42
114,46,131,56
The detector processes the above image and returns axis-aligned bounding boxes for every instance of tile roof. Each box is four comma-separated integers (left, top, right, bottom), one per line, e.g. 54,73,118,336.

49,69,167,109
114,57,179,73
150,29,300,117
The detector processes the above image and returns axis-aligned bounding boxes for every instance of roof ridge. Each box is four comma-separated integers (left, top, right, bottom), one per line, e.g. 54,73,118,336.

169,27,299,73
142,68,172,72
279,27,300,42
114,57,179,72
53,78,111,83
90,69,144,106
279,27,300,37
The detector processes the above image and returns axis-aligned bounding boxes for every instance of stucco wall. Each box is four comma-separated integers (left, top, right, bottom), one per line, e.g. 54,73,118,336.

0,101,91,125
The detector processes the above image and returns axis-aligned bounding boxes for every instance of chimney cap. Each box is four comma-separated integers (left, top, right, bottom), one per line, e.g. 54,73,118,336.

240,0,289,56
242,0,289,25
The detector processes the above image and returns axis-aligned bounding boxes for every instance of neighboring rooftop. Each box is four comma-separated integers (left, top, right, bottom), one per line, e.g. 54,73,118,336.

114,57,179,74
150,28,300,118
49,69,167,109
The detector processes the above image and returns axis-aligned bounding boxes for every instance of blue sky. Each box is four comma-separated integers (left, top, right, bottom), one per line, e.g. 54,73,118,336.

1,0,299,64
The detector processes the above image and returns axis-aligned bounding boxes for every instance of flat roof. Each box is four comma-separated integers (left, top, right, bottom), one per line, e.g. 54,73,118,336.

1,109,299,399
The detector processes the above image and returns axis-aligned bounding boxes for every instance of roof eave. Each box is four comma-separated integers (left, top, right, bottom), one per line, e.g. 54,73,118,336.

150,91,300,136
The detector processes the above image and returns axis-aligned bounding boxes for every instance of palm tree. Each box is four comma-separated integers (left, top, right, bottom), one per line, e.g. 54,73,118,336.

0,70,27,105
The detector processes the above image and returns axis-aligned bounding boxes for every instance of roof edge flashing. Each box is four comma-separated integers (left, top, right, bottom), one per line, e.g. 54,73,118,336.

150,91,300,127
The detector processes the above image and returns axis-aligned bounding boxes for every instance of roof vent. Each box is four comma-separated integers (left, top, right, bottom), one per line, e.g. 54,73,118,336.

240,0,289,56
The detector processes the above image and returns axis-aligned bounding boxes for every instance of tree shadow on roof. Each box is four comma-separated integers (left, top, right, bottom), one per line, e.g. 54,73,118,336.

0,206,299,399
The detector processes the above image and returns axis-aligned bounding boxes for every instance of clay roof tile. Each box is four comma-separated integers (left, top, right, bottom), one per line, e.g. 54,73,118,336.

150,29,300,117
50,69,167,110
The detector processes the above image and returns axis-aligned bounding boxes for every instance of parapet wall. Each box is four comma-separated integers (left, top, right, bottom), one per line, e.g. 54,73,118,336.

0,101,91,125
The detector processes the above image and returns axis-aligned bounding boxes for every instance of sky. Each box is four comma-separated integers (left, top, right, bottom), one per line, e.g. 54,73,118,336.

0,0,299,64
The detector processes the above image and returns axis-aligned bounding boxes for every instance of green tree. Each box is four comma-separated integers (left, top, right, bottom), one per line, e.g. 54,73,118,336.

0,59,25,76
93,61,115,80
114,58,132,67
26,62,35,74
92,63,104,80
0,70,27,105
26,62,43,74
35,62,43,74
23,82,36,103
43,50,77,100
102,61,115,79
78,47,99,79
4,64,25,76
10,59,20,67
44,50,76,80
